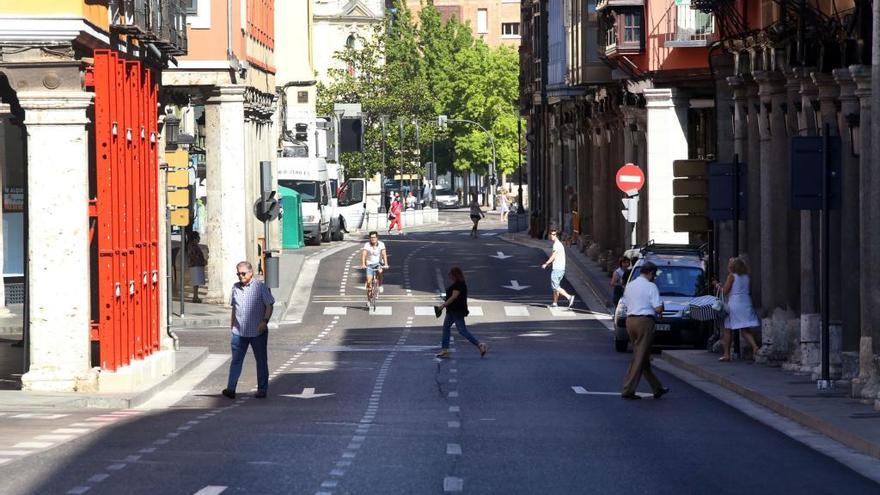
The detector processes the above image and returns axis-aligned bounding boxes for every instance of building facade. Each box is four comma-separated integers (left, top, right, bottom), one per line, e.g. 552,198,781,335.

405,0,521,48
313,0,385,83
522,0,880,409
163,0,277,305
0,0,187,392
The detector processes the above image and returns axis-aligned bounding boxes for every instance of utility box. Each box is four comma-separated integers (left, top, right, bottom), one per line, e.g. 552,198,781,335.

279,186,304,249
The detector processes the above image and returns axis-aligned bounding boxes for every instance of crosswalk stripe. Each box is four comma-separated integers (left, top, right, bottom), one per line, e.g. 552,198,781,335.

323,307,348,315
369,306,392,315
414,306,436,316
468,306,484,316
504,306,530,317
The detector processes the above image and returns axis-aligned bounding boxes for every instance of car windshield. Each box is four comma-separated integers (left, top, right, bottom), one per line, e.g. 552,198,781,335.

629,265,706,297
435,187,454,196
281,180,318,202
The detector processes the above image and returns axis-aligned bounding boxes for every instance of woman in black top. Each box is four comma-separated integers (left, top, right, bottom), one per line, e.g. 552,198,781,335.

436,267,488,358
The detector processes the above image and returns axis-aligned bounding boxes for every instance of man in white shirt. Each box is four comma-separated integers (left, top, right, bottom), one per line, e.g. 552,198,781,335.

621,261,669,400
541,229,575,308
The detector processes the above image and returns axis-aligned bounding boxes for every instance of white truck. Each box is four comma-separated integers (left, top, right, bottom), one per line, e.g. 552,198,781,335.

278,156,337,245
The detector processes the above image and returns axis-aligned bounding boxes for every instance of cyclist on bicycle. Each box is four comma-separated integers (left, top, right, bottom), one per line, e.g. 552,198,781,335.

360,231,389,299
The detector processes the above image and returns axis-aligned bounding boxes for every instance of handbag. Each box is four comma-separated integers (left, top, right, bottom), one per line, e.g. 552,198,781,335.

712,287,729,318
688,295,718,322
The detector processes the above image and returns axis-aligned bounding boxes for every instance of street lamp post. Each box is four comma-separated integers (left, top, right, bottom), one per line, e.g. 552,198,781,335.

517,118,525,214
379,115,387,213
441,116,496,210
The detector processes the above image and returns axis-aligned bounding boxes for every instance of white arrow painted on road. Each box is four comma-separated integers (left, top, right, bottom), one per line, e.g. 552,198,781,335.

490,251,512,260
280,387,335,399
572,386,651,398
502,280,530,291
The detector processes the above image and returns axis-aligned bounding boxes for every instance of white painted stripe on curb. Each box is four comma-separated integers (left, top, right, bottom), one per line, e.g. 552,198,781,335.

443,477,464,492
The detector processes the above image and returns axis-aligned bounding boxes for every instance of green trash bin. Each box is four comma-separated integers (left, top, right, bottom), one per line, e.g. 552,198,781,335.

279,185,304,249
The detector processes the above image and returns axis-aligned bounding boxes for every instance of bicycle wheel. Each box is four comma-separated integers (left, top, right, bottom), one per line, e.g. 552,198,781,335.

369,279,377,312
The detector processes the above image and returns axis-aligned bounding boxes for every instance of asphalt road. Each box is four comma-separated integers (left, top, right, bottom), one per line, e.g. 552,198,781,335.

0,217,877,494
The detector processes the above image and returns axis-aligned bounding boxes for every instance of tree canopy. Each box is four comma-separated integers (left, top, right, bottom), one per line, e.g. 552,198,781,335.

317,0,522,180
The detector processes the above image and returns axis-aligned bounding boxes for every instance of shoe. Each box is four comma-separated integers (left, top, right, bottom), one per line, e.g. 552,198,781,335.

379,286,384,293
653,387,670,399
621,393,641,400
435,349,450,358
479,343,489,358
255,390,267,399
718,356,730,362
192,297,202,304
567,295,575,308
221,388,236,399
550,303,558,308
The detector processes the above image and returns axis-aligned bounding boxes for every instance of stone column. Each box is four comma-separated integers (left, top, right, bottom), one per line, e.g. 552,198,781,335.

18,91,96,392
851,65,879,400
833,68,861,355
727,77,749,255
204,85,248,304
645,88,689,244
754,71,792,362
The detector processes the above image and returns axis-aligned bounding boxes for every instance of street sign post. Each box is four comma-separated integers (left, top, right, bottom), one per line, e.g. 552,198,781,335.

615,163,645,194
616,163,644,246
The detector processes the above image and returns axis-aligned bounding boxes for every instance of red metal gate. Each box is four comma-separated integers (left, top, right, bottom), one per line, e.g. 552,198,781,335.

89,49,160,372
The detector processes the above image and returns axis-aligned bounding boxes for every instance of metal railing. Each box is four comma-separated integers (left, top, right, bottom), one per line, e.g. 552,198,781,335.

665,1,716,46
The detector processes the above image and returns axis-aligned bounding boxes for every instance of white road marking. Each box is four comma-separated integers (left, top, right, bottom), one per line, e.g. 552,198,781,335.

448,421,461,428
369,306,392,315
504,306,530,317
449,406,460,413
467,306,484,316
548,306,579,317
571,386,651,398
106,463,126,470
87,474,109,483
0,450,29,456
444,476,464,492
447,443,462,455
0,459,12,465
67,487,91,494
193,486,228,495
414,306,437,316
323,306,348,315
448,391,459,398
34,434,75,441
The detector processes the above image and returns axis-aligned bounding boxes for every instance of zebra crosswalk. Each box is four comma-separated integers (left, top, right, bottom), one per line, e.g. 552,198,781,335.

321,303,609,320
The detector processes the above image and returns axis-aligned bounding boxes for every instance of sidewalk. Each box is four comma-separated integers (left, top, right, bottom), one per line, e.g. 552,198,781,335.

502,230,880,464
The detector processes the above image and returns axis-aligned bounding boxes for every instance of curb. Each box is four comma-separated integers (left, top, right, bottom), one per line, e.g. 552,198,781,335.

659,352,880,461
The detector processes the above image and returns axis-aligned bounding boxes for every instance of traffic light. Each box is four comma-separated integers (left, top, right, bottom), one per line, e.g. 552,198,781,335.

254,191,280,222
294,123,308,142
621,195,639,223
339,117,363,153
672,159,709,233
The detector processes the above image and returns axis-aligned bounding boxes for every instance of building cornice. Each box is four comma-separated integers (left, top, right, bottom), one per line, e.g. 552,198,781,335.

0,16,109,48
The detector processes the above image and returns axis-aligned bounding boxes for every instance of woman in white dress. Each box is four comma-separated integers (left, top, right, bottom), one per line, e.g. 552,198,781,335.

715,257,761,362
498,188,510,222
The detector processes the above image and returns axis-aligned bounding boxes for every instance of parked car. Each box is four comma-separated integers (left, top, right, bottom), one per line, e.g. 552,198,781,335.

613,245,711,352
434,185,460,209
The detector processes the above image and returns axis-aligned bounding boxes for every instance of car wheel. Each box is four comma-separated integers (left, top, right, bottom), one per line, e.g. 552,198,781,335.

614,339,628,353
321,229,331,243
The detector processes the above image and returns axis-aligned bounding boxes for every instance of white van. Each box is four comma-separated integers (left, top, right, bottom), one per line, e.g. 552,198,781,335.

278,156,334,245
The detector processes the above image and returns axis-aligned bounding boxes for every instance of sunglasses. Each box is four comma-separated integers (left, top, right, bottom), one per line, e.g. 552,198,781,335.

236,271,250,277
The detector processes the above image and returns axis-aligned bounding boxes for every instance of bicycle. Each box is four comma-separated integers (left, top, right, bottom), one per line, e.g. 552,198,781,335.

362,263,386,312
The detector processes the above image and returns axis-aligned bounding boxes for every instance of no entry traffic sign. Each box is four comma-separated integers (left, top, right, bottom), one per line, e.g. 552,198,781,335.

616,163,645,193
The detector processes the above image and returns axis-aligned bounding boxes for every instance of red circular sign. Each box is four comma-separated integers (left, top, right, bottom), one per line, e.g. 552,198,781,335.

616,163,645,193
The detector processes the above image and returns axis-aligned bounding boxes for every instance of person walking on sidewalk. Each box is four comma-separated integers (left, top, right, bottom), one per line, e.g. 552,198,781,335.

388,194,403,235
435,267,488,359
498,188,510,223
541,229,575,308
620,261,669,400
187,231,207,303
469,196,485,238
222,261,275,399
610,256,632,308
715,256,761,362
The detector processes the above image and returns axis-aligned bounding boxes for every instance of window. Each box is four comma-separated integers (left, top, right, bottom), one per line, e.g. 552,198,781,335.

185,0,198,14
477,9,488,34
622,13,640,43
501,22,520,37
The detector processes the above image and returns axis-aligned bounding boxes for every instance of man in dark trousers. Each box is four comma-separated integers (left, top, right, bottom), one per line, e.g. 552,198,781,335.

621,261,670,400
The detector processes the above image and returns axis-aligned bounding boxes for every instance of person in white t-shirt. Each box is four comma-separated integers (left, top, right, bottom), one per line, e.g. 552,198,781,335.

541,229,575,308
359,231,389,299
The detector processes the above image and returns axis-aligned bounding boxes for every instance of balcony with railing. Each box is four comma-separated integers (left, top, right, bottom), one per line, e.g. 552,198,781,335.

109,0,187,56
663,0,716,48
